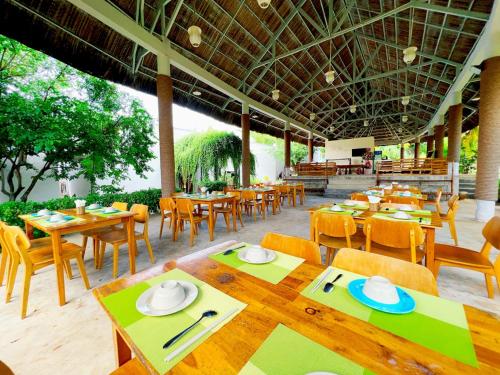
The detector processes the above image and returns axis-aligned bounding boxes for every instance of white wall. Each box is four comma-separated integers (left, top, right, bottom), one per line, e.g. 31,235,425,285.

325,137,375,164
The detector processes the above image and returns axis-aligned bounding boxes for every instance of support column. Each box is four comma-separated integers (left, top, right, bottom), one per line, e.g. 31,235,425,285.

426,133,434,158
157,54,175,196
400,143,405,159
241,102,250,187
284,121,291,169
308,131,314,163
447,103,463,195
434,125,445,159
475,56,500,221
414,137,421,159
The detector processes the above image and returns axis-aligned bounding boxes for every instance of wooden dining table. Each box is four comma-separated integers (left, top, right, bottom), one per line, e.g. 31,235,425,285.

235,188,277,219
95,241,500,374
308,205,442,273
173,195,237,241
20,208,136,306
272,183,305,207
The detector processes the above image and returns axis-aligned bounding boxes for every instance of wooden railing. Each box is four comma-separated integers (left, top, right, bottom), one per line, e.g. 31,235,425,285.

376,158,448,175
295,161,337,176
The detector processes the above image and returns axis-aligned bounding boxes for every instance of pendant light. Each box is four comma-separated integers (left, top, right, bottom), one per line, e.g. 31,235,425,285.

309,113,316,121
402,115,408,123
325,39,335,84
403,47,418,65
188,1,202,48
363,120,368,127
271,59,279,101
350,104,357,113
257,0,271,9
401,96,410,106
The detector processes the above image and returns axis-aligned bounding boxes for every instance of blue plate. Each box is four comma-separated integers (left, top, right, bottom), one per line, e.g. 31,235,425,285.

347,279,416,314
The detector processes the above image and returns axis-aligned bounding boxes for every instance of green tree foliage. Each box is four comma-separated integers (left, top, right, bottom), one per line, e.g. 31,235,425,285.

251,132,309,165
175,130,255,191
0,35,156,201
460,128,478,174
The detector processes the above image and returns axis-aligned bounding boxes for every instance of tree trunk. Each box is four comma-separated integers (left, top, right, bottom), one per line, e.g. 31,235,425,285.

20,162,51,202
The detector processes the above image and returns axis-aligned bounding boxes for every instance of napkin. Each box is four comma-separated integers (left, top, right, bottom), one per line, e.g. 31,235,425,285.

75,199,86,208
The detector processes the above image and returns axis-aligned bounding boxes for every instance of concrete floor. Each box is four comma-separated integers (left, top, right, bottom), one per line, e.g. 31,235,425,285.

0,196,499,375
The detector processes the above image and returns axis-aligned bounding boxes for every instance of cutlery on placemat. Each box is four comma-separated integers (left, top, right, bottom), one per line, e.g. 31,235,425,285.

311,268,333,293
323,273,343,293
222,243,246,255
163,310,217,349
164,308,238,362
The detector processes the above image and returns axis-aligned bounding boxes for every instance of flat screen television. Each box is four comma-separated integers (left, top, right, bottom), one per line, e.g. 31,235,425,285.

351,148,367,157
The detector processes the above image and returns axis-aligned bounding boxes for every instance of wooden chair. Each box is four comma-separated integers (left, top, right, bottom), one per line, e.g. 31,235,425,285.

387,195,420,206
332,248,438,296
81,201,128,267
241,190,261,222
424,187,442,214
364,217,425,264
350,193,368,202
175,199,209,247
278,185,293,206
96,204,155,278
264,189,280,214
4,225,89,318
314,212,365,265
434,216,500,298
226,191,244,227
296,183,305,205
159,197,176,240
440,194,459,245
260,232,321,265
0,361,15,375
214,200,233,233
394,186,421,194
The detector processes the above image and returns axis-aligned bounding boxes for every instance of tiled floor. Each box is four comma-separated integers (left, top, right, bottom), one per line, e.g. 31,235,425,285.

0,196,499,375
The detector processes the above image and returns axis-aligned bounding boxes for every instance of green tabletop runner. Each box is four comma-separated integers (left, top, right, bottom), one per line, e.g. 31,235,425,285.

339,203,369,210
102,268,246,374
178,193,228,200
372,212,431,225
209,243,304,284
239,324,374,375
90,208,130,218
318,207,363,217
23,213,85,228
392,193,425,199
380,208,432,215
301,268,477,367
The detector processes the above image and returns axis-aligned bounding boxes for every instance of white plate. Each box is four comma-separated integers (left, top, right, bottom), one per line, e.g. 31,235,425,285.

136,281,198,317
238,247,276,264
391,213,411,220
306,372,339,375
343,201,356,206
399,205,413,212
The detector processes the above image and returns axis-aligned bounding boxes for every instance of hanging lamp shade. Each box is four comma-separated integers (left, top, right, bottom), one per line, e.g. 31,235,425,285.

325,70,335,84
272,89,280,101
403,46,418,65
350,105,357,113
188,26,202,47
401,96,410,106
257,0,271,8
402,115,408,123
309,113,316,121
363,120,369,127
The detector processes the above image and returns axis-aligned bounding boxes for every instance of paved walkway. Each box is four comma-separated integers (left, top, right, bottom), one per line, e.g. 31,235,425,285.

0,196,499,374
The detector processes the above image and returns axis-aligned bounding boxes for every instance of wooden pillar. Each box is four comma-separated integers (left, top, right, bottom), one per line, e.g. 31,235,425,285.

426,134,434,158
475,56,500,221
241,103,250,187
308,131,313,163
447,104,463,163
434,125,445,159
400,143,405,159
157,55,175,196
284,122,291,169
414,138,420,159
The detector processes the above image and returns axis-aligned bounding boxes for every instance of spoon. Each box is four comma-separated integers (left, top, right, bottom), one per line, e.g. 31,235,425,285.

223,244,246,255
323,274,343,293
162,310,218,349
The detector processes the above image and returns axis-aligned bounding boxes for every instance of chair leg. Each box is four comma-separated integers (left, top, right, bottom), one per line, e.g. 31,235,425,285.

98,242,106,269
449,220,458,246
238,208,244,227
159,217,164,239
189,225,195,247
325,247,334,266
223,213,230,232
112,244,119,278
0,249,7,287
81,236,88,259
63,260,73,280
21,264,33,319
144,237,155,264
93,238,99,268
485,274,494,298
6,258,19,303
75,256,90,289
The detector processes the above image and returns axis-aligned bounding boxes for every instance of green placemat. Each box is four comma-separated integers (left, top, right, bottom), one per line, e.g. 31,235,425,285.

372,212,431,224
392,193,424,199
91,208,130,217
102,268,246,374
318,207,363,217
302,268,477,367
239,324,374,375
33,214,85,228
339,203,369,210
209,243,304,284
380,208,431,215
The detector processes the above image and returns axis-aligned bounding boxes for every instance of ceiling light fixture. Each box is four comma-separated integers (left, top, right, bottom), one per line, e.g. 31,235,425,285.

271,57,279,101
257,0,271,9
403,46,418,65
402,115,408,123
309,113,316,121
398,127,402,133
401,96,410,106
363,120,369,127
193,90,201,96
350,104,357,113
471,97,480,102
325,39,335,84
188,26,202,47
251,114,259,119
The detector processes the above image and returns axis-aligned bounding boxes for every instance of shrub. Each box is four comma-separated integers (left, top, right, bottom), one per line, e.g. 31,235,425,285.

199,179,228,192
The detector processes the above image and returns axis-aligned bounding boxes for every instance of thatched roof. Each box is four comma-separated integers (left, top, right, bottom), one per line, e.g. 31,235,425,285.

1,0,493,146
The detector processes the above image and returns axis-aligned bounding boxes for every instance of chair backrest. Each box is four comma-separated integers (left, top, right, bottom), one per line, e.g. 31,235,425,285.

130,204,149,224
387,196,419,205
159,197,175,213
314,212,357,238
241,190,257,200
364,217,424,249
0,221,14,260
332,248,438,296
226,191,241,200
447,194,459,211
434,188,442,203
260,232,321,265
350,193,368,202
112,201,128,211
175,198,195,217
482,216,500,253
4,226,32,265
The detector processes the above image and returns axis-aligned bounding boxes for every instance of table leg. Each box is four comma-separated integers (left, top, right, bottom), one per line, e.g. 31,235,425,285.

25,223,34,240
208,203,214,241
272,193,276,215
113,327,132,367
300,188,304,205
261,193,266,219
309,211,315,241
51,231,66,306
232,199,237,231
172,213,177,241
126,216,136,275
425,228,436,275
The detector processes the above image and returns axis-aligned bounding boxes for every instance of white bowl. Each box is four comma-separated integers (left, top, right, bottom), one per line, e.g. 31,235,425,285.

48,214,65,223
331,205,344,212
343,200,356,206
103,207,117,213
245,247,268,263
393,211,411,220
367,196,381,204
150,281,186,310
362,276,400,304
38,209,51,216
402,191,412,196
87,203,100,210
399,205,413,212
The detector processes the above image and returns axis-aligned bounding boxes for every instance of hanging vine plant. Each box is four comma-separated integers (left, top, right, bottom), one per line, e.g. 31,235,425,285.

175,130,255,192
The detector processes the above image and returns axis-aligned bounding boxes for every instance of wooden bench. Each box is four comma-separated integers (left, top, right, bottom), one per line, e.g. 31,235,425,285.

295,162,337,176
377,158,447,175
